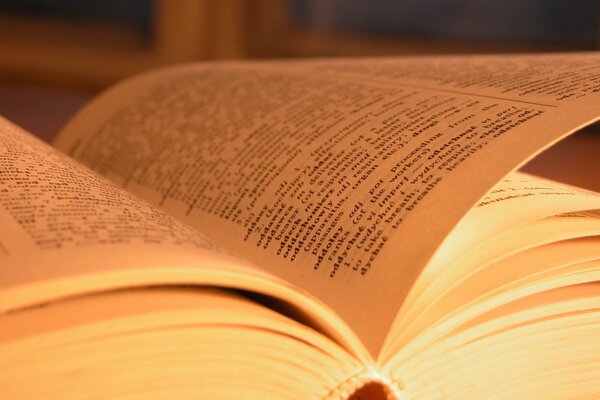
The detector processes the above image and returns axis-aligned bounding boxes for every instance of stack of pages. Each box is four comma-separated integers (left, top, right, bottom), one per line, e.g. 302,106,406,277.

1,52,599,399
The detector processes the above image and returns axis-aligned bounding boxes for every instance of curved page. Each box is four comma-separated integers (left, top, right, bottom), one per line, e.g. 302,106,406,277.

54,53,600,354
0,118,368,362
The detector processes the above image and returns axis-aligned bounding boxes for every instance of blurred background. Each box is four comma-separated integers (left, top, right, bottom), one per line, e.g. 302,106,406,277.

0,0,598,189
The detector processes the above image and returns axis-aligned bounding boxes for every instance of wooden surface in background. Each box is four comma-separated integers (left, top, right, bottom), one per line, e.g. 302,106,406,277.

1,0,597,90
0,0,230,89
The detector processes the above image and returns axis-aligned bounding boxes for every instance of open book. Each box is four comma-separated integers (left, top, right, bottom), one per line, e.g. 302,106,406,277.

1,52,599,399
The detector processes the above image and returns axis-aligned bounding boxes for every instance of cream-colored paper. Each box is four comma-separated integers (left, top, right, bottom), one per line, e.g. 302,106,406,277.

0,117,369,361
54,53,600,353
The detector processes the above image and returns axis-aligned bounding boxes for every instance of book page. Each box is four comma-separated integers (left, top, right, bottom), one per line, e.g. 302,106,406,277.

54,53,600,354
413,172,600,300
380,172,600,358
0,117,370,360
0,116,241,307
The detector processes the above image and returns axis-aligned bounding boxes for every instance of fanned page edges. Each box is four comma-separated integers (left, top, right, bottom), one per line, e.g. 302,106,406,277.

387,284,600,399
54,53,600,354
381,171,600,361
1,286,372,399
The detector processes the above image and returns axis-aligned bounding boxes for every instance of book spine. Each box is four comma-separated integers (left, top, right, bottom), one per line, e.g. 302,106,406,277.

324,369,406,400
